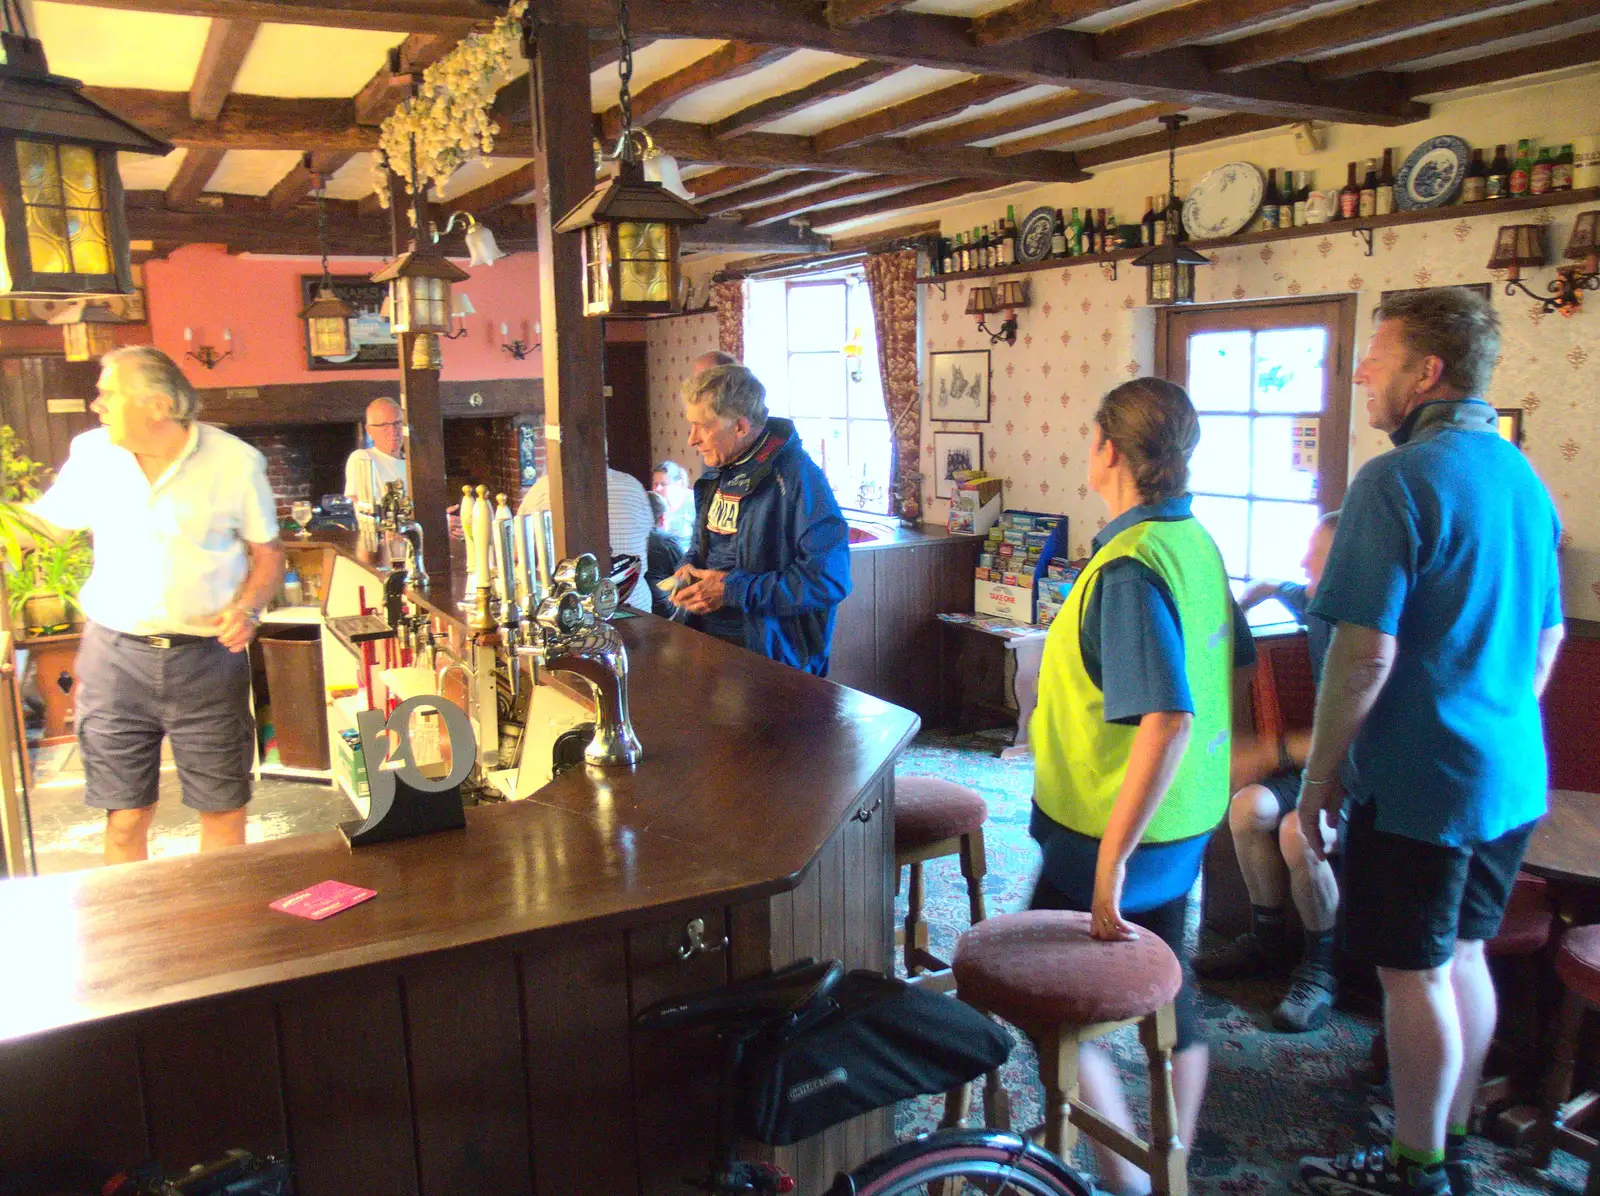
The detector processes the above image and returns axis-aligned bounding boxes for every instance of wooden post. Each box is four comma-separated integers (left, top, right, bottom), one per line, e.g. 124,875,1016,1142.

526,19,609,563
386,169,450,574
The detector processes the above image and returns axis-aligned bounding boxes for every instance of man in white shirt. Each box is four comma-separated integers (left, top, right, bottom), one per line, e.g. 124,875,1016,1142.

31,346,283,865
345,397,407,508
517,467,653,612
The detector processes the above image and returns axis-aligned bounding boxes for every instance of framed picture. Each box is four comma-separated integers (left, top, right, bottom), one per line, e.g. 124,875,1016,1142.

300,274,397,371
934,430,983,500
1379,281,1492,305
929,349,990,423
517,421,540,487
1496,408,1524,448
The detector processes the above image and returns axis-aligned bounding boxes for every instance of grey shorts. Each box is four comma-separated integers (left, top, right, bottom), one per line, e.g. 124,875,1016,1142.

75,623,255,813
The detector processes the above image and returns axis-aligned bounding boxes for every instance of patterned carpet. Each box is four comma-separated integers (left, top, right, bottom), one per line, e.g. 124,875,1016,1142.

891,728,1589,1196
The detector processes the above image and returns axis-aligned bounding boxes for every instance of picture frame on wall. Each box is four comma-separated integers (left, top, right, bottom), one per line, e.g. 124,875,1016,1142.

929,349,990,423
1496,408,1524,448
300,274,398,371
934,430,983,500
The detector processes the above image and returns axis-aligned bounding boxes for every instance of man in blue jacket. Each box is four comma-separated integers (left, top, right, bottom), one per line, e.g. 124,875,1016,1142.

668,364,851,676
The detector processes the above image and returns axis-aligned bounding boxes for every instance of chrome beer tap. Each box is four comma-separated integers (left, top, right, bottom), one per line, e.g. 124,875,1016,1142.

376,480,428,590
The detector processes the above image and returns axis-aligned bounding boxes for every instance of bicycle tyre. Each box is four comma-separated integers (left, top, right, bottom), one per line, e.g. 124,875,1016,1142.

827,1128,1093,1196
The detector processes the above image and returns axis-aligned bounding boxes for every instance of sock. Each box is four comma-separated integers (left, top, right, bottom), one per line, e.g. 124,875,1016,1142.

1302,927,1336,976
1446,1130,1469,1160
1391,1139,1446,1169
1251,903,1288,950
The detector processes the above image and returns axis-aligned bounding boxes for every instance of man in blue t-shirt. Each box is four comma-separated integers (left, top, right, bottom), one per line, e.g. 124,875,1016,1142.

1296,289,1564,1196
1195,510,1342,1034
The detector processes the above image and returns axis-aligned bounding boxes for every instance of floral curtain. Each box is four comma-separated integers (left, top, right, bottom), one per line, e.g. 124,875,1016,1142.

863,249,921,522
710,279,745,362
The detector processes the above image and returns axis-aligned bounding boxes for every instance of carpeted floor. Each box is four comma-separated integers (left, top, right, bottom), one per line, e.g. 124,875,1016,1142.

891,728,1588,1196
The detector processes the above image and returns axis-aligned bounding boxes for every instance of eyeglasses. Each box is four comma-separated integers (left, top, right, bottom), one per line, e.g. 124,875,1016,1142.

367,420,405,430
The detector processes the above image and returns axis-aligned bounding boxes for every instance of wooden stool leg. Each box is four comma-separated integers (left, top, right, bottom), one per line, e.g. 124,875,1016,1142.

1139,1004,1188,1196
959,828,989,925
1536,990,1588,1168
984,1066,1012,1133
1037,1026,1081,1160
939,1081,971,1131
905,861,927,975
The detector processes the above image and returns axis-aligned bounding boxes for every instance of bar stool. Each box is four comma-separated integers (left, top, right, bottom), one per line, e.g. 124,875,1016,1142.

1534,922,1600,1194
949,909,1189,1196
894,775,989,988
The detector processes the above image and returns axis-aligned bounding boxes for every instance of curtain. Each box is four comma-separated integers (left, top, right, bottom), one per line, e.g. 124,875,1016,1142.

863,249,921,522
710,279,745,361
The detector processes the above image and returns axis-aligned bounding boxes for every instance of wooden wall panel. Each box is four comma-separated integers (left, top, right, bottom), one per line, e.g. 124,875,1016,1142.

603,340,652,487
875,544,938,717
827,549,877,695
0,356,100,473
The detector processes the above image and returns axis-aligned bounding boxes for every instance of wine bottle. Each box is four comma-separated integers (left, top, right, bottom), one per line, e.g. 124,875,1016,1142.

1005,205,1019,265
1461,149,1487,203
978,225,990,270
1261,169,1281,231
1292,171,1311,227
1531,147,1553,195
1510,139,1533,196
1069,207,1085,255
1051,208,1068,257
939,236,952,274
1079,208,1096,256
1554,143,1575,191
1141,195,1156,246
1375,148,1395,216
1358,158,1378,218
1487,144,1511,199
1339,161,1360,219
1277,171,1295,230
1165,190,1184,244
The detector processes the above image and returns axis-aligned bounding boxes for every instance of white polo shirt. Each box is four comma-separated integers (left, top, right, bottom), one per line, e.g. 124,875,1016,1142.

517,468,653,612
33,424,279,636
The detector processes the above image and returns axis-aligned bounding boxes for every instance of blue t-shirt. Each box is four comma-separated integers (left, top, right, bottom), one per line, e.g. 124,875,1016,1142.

1275,581,1332,688
1310,399,1562,847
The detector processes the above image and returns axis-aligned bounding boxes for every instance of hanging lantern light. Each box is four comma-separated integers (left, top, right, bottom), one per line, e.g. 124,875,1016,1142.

552,0,707,317
49,299,120,361
297,165,353,360
1133,115,1209,307
370,138,469,371
0,7,170,299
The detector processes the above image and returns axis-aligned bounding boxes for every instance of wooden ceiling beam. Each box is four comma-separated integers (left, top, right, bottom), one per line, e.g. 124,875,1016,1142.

709,61,901,140
805,178,1004,228
1311,0,1600,79
1207,0,1525,74
651,119,1089,181
741,174,929,225
164,147,227,208
810,77,1030,154
972,0,1143,47
352,32,458,125
444,163,541,216
189,18,260,121
597,43,793,141
39,0,486,35
267,151,356,211
906,88,1110,151
530,0,1428,124
825,0,917,27
699,171,843,215
1404,29,1600,94
1072,110,1288,168
477,204,829,253
1097,0,1319,60
994,101,1185,156
684,166,776,198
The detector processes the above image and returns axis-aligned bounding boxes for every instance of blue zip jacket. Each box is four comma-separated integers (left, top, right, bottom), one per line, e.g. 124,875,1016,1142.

687,417,852,676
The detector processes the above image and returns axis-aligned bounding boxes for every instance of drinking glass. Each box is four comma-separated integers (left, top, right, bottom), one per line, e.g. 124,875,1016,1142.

291,501,314,539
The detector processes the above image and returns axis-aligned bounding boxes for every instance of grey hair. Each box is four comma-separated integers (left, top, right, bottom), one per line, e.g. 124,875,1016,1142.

102,345,201,424
683,364,768,426
1373,287,1501,398
653,460,688,486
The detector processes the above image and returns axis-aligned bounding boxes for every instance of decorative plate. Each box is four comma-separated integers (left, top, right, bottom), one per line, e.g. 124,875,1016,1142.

1182,162,1264,240
1395,135,1470,211
1017,206,1057,263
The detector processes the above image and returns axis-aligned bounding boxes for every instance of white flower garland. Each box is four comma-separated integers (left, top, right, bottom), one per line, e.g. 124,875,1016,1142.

372,0,530,205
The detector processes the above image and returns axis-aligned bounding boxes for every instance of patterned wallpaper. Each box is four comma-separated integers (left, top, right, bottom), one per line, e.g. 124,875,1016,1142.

645,310,720,485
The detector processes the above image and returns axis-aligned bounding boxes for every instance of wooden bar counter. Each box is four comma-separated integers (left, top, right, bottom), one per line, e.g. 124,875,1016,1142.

0,563,920,1196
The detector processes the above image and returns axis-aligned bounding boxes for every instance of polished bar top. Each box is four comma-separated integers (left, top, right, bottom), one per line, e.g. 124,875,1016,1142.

0,615,920,1043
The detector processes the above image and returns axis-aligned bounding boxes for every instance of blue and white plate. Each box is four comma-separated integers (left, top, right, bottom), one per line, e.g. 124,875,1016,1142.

1395,136,1470,211
1182,162,1264,239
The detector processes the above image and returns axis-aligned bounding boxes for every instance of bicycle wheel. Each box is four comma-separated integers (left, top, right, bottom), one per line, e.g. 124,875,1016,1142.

828,1128,1094,1196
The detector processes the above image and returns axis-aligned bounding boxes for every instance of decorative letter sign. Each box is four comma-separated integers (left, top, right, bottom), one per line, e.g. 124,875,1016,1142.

340,696,474,847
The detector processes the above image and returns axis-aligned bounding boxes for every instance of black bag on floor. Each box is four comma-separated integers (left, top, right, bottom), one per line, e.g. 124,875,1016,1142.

737,969,1011,1146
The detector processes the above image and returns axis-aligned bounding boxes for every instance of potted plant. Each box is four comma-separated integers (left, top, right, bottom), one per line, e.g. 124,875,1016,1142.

0,427,89,638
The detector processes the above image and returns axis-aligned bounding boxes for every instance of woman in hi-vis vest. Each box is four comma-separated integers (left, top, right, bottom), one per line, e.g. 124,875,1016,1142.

1029,378,1251,1196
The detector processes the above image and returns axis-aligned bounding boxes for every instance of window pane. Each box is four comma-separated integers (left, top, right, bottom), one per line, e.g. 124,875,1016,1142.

807,418,849,496
847,420,891,513
1254,327,1327,414
26,204,70,273
789,352,846,418
787,282,845,352
66,206,111,275
1249,500,1320,582
1251,416,1316,502
1191,415,1250,497
1192,494,1249,578
1186,330,1251,412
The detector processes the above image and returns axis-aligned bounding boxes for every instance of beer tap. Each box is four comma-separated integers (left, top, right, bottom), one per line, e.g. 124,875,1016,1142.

376,481,428,590
467,484,496,633
491,493,522,698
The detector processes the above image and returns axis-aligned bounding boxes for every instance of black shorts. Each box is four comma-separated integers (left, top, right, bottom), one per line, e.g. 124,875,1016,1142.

1261,769,1302,817
1029,876,1201,1052
1340,800,1537,972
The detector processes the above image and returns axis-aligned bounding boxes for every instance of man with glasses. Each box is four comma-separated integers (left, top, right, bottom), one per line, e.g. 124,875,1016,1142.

345,397,407,511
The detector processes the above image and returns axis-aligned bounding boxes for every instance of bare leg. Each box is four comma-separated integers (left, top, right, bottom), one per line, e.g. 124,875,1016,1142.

1447,939,1495,1132
1381,961,1461,1157
1230,784,1287,909
199,808,248,851
1280,811,1339,933
1077,1041,1208,1196
104,806,156,865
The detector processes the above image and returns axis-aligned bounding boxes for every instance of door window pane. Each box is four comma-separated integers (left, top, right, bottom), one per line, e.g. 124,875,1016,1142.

1250,416,1316,502
1186,330,1251,412
1254,327,1327,414
1192,415,1250,497
1249,500,1320,582
1192,494,1250,578
787,283,846,352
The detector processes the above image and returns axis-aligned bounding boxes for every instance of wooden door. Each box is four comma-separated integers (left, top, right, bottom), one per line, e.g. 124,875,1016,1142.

0,356,101,473
603,340,652,487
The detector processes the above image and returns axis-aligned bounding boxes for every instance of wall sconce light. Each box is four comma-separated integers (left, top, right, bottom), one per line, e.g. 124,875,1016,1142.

432,210,505,267
183,325,233,369
1489,221,1598,315
967,280,1029,346
440,292,474,340
501,320,540,360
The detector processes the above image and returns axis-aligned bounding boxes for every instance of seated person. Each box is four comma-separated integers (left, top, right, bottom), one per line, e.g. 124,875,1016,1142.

645,491,684,619
1194,510,1341,1032
518,465,654,612
651,459,696,551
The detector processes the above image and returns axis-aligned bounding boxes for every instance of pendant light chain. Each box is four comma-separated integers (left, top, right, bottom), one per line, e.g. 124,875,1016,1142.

614,0,636,161
315,169,333,285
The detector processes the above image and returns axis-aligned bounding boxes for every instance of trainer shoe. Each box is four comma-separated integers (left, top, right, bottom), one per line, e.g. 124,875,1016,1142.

1193,931,1290,980
1300,1146,1451,1195
1364,1109,1476,1195
1273,965,1336,1032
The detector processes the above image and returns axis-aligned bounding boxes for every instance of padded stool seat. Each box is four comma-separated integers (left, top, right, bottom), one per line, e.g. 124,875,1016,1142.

896,776,988,850
1490,874,1554,958
953,910,1182,1027
1557,924,1600,1008
1536,925,1600,1194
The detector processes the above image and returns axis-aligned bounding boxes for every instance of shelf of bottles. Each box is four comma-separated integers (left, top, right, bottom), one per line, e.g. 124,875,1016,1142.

917,151,1600,288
